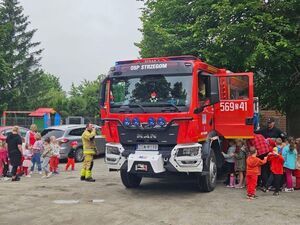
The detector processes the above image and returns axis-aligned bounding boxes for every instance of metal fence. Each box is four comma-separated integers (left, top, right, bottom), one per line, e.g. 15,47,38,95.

0,116,102,128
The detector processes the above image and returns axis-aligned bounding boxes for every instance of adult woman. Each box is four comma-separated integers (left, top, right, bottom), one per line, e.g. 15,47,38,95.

6,126,23,181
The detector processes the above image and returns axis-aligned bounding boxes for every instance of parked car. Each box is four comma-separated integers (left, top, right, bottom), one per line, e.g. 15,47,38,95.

41,124,106,162
0,126,29,141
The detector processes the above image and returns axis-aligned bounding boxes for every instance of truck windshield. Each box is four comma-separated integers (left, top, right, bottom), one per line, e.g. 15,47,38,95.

110,74,192,113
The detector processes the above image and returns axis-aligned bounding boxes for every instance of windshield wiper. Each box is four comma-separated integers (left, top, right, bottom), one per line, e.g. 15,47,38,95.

121,103,146,113
158,103,180,112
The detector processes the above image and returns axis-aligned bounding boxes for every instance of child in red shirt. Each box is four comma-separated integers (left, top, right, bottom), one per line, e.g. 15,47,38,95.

246,146,267,199
267,149,284,195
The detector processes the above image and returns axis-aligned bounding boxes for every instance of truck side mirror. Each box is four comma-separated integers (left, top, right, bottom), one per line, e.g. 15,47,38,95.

99,78,108,108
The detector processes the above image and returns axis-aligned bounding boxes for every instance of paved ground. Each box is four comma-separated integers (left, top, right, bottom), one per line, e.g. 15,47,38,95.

0,158,299,225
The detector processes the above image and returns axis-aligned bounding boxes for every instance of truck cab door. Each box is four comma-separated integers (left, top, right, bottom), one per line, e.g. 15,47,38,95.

214,73,254,139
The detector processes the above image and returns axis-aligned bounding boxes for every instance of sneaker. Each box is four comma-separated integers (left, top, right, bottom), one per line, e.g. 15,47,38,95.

29,171,33,175
234,185,243,189
85,177,96,182
46,172,52,178
11,177,20,182
38,171,43,175
247,194,254,200
283,188,292,192
273,192,279,196
226,185,234,188
41,175,47,179
2,177,10,181
25,175,31,178
80,176,86,181
260,187,267,192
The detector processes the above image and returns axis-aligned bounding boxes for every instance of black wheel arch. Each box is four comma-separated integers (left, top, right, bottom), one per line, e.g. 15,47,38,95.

201,131,224,169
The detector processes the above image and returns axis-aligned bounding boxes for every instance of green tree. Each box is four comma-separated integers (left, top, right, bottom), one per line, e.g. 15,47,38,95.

0,0,43,111
68,75,105,117
138,0,300,120
30,73,69,115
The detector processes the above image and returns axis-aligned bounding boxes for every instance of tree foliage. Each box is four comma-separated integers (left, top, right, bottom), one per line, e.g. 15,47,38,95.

137,0,300,115
0,0,45,111
68,75,105,117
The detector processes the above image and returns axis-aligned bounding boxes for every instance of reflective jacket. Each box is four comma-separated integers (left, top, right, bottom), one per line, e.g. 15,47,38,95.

81,129,96,155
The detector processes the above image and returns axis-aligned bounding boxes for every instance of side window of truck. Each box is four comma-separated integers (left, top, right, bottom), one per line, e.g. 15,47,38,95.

219,76,249,100
198,75,209,103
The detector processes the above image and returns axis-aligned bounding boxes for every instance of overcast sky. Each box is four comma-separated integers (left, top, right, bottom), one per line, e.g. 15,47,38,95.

19,0,144,91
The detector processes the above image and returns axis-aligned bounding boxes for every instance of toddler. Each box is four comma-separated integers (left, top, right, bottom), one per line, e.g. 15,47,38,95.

234,139,247,188
222,140,236,187
50,136,60,174
267,148,284,195
65,141,77,171
273,138,284,155
31,133,43,174
0,140,8,178
294,138,300,190
22,148,32,177
41,137,53,178
246,146,267,199
282,138,297,192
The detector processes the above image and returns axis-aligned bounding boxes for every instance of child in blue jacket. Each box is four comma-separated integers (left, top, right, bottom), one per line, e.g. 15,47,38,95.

282,138,297,192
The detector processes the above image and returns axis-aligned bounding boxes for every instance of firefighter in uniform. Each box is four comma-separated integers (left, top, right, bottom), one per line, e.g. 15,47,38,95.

80,123,96,182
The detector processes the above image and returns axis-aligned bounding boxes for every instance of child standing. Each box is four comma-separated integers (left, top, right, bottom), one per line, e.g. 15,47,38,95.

22,148,32,177
267,149,284,195
222,140,236,187
282,138,297,192
50,136,60,174
234,139,247,188
294,138,300,190
246,146,267,199
274,138,284,155
0,140,8,178
31,133,43,174
65,141,77,171
41,137,53,178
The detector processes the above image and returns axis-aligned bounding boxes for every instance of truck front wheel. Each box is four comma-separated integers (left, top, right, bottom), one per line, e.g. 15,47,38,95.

197,150,217,192
120,170,142,188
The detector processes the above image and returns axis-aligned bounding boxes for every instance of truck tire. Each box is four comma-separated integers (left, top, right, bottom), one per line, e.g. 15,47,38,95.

197,150,217,192
120,170,142,188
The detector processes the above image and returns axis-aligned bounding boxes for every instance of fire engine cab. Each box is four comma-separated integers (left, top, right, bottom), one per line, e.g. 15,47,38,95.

100,56,254,192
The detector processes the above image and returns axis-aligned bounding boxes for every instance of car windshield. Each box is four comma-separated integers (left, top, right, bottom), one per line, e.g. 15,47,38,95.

41,129,64,139
110,74,192,113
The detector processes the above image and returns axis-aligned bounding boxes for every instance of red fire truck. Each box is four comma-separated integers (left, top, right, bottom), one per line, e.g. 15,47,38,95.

100,56,254,192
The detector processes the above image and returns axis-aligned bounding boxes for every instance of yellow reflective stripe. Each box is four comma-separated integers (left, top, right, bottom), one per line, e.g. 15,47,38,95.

224,136,254,139
198,138,207,142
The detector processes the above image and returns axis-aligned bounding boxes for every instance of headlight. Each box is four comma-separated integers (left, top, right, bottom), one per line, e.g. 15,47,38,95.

177,147,199,157
106,146,120,155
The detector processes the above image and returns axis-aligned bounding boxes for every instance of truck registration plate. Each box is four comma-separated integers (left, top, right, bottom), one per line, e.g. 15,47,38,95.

135,164,148,172
137,144,158,151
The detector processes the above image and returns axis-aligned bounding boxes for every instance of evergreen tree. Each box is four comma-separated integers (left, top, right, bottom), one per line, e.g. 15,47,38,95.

0,0,43,111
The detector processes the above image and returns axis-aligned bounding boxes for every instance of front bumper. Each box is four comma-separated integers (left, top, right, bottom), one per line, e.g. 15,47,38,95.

105,143,203,174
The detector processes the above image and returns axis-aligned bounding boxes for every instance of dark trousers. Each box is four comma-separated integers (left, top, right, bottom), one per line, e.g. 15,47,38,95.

258,153,269,187
11,165,18,177
273,174,282,192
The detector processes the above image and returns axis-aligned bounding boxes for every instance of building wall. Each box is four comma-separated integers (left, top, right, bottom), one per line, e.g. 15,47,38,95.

260,110,287,132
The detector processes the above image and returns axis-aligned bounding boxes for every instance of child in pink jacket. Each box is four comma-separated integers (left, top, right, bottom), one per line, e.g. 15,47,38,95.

0,140,8,177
